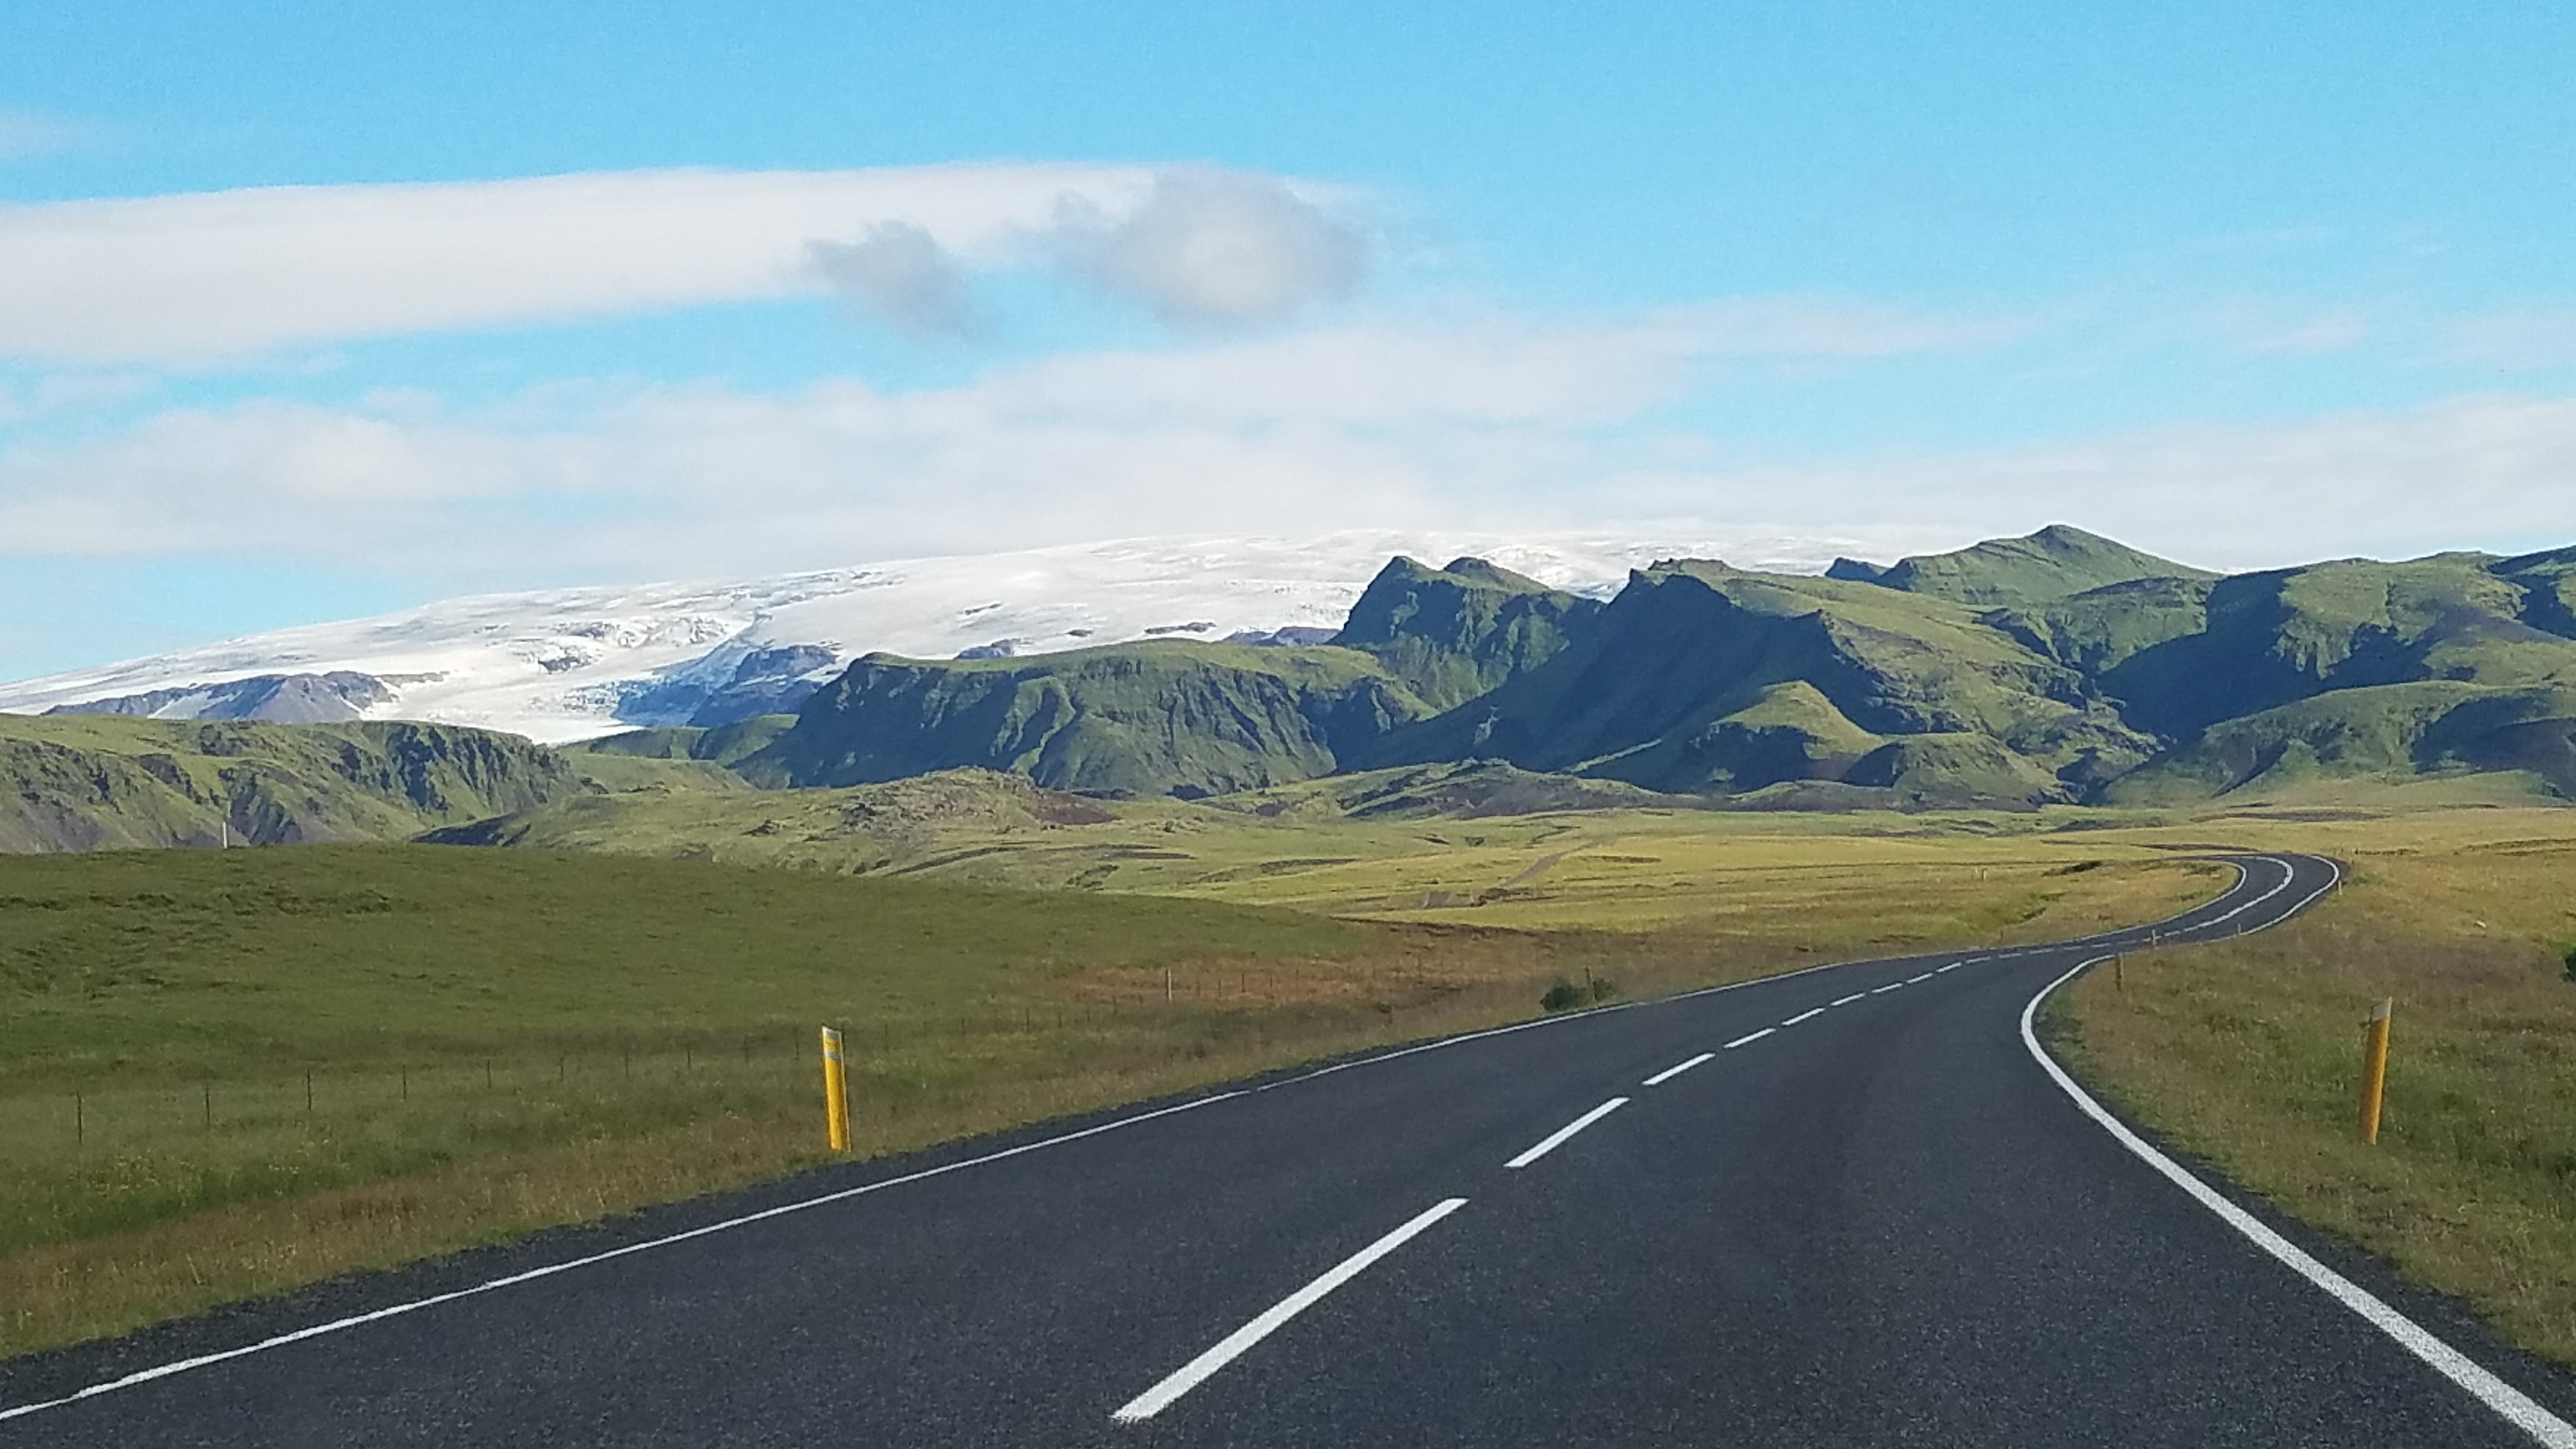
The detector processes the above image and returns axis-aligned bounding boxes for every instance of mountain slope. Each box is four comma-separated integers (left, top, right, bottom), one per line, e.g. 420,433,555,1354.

1827,524,2214,608
0,716,585,852
1331,556,1604,710
2101,553,2576,738
742,643,1436,797
1365,560,2152,800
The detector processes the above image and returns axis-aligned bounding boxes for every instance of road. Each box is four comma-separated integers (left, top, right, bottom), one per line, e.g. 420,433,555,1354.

9,852,2575,1446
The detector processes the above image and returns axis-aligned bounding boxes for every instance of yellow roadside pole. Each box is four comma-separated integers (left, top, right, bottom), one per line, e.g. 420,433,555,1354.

2358,999,2394,1145
820,1026,852,1153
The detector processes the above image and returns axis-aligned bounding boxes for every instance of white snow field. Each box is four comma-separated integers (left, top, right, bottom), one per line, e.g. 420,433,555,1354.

0,528,1931,742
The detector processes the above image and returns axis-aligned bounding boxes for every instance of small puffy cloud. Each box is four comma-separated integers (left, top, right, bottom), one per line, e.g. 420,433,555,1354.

0,109,83,161
1053,169,1370,330
2441,309,2576,371
808,221,979,338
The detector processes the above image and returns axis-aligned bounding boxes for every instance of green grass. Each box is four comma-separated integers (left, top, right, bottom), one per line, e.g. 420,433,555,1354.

0,714,579,851
0,845,1411,1353
2054,805,2576,1367
0,827,2213,1360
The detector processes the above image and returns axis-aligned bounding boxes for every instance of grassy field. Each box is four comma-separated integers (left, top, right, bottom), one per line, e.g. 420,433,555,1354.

21,754,2576,1371
450,762,2224,930
1,829,2205,1360
2052,794,2576,1363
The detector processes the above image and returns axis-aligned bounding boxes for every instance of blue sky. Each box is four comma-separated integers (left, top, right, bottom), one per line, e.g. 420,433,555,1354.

4,3,2575,678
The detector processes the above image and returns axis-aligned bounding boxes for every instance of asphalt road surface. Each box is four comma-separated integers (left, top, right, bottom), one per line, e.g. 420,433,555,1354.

11,852,2576,1446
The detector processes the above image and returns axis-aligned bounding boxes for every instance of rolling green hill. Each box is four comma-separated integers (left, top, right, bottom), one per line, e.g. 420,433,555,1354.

0,716,584,851
1827,523,2214,607
736,642,1436,797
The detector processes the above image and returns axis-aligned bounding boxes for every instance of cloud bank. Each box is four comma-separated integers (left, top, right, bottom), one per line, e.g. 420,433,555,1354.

0,164,1374,363
0,305,2562,590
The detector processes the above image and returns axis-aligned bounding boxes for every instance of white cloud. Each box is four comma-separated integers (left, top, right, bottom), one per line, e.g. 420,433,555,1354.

1,164,1366,362
807,221,980,339
4,305,2559,588
2193,300,2373,356
0,371,157,425
0,305,2020,581
2441,309,2576,371
1614,392,2576,567
1050,168,1368,329
0,109,83,161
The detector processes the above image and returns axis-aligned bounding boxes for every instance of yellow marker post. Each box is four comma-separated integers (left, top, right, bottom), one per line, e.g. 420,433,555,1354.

820,1026,851,1153
2358,999,2393,1145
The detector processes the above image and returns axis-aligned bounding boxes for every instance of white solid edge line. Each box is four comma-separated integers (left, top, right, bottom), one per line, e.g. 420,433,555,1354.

1830,992,1867,1006
1505,1098,1629,1169
1258,999,1636,1092
2022,864,2576,1448
1643,1052,1716,1087
0,1090,1246,1426
1723,1028,1775,1050
1111,1197,1469,1423
1781,1008,1826,1027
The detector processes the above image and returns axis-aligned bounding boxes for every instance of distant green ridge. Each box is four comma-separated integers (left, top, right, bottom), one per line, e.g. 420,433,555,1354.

2103,682,2576,802
740,643,1434,797
1367,559,2150,802
1333,555,1602,710
573,715,795,767
527,532,2576,812
0,716,583,852
1841,524,2215,609
2495,546,2576,639
2101,553,2576,738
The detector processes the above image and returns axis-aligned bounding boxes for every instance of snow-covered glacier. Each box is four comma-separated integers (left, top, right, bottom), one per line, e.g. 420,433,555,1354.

0,528,1929,742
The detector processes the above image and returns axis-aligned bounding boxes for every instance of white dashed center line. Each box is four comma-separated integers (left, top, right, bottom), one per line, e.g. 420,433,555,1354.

1505,1098,1629,1169
1781,1007,1826,1027
1643,1053,1715,1087
1111,1197,1469,1423
1831,992,1867,1006
1935,963,1961,973
1906,972,1935,984
1869,982,1905,995
1723,1028,1775,1050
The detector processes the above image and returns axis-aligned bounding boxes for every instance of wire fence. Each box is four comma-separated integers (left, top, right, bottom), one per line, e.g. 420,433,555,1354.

3,961,1553,1257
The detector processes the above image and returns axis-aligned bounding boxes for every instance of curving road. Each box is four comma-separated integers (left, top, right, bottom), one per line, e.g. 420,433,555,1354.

10,852,2576,1446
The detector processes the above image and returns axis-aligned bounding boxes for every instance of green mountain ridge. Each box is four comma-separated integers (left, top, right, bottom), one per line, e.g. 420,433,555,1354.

1331,555,1602,710
10,525,2576,857
1361,558,2152,799
0,716,585,851
734,642,1436,798
1827,523,2214,607
716,528,2576,811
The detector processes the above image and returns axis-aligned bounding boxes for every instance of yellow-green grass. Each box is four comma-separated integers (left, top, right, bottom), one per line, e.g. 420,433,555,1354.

2054,802,2576,1365
1,836,2204,1360
454,767,2223,933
